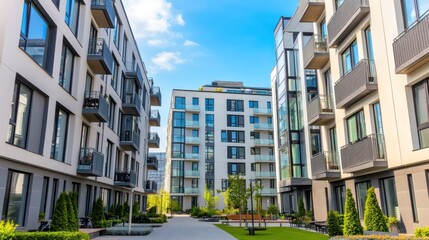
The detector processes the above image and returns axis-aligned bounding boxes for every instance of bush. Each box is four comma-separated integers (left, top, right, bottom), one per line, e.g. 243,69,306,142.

190,206,201,217
0,220,18,240
149,217,166,223
13,232,89,240
104,219,122,227
364,187,388,232
104,226,152,236
91,198,106,228
132,213,150,224
107,204,116,219
115,204,124,219
297,198,306,219
132,201,140,217
66,192,78,232
328,211,343,237
344,188,363,236
330,236,427,239
415,226,429,237
50,192,69,231
267,205,278,216
69,192,79,231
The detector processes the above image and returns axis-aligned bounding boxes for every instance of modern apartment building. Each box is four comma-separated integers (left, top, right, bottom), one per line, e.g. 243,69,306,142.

147,152,166,193
165,81,276,211
271,0,429,233
0,0,161,229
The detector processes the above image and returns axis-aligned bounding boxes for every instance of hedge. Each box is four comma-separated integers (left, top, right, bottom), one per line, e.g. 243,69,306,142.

415,226,429,237
13,232,89,240
330,236,429,240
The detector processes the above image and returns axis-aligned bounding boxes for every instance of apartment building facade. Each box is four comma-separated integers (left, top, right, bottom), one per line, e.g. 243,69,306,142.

147,152,166,193
272,0,429,233
165,81,276,211
0,0,161,229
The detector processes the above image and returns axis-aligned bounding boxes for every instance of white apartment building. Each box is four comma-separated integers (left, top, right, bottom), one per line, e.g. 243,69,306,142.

0,0,161,229
272,0,429,233
165,81,276,211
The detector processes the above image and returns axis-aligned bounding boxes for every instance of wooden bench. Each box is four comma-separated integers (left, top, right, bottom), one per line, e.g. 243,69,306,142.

222,214,269,225
262,219,290,227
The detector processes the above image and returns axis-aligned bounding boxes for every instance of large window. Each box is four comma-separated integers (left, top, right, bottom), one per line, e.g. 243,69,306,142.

105,140,113,177
311,130,322,156
356,181,371,218
380,177,398,217
346,110,366,143
2,171,30,226
113,13,122,49
7,82,32,148
413,79,429,148
249,100,259,109
205,162,214,176
334,185,346,214
205,114,214,127
205,98,214,111
108,98,116,130
59,43,74,93
402,0,429,29
51,107,69,162
228,163,245,175
341,40,359,75
227,115,244,127
111,59,119,91
20,0,53,70
227,99,244,111
205,130,214,143
173,111,185,127
65,0,80,35
175,97,185,109
227,146,245,159
205,146,214,160
221,130,245,143
250,116,259,124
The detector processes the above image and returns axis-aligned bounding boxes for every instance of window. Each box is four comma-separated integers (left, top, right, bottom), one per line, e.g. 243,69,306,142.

122,35,128,63
20,0,53,70
105,140,113,177
413,79,429,148
192,114,199,121
356,181,370,218
227,146,245,159
408,174,418,222
250,132,260,139
205,130,214,143
205,162,214,176
175,97,185,109
228,163,246,175
205,179,215,192
320,19,327,39
365,27,374,60
346,110,366,143
206,114,214,127
191,197,198,208
251,147,261,155
205,98,214,111
221,130,227,142
59,43,74,93
40,177,49,214
341,40,359,75
65,0,80,35
311,130,322,156
192,97,199,105
221,179,228,191
335,0,344,9
7,82,32,148
111,59,119,90
380,177,398,217
51,107,69,162
267,101,272,109
52,0,60,8
192,146,199,154
250,116,259,124
108,97,116,130
113,13,121,49
173,111,185,127
227,115,244,127
324,69,333,97
249,100,259,109
222,130,245,143
192,130,199,137
205,146,214,160
227,99,244,111
402,0,429,29
192,179,198,188
50,179,59,217
2,171,30,226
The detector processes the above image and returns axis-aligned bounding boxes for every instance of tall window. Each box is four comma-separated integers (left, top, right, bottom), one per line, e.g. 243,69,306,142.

365,27,374,60
341,40,359,75
413,79,429,148
205,130,214,143
249,100,259,109
59,43,74,93
227,163,245,175
205,162,214,177
7,82,32,148
324,69,333,97
51,107,69,162
402,0,429,29
250,116,259,124
192,97,199,105
122,35,128,63
205,146,214,160
175,97,185,109
227,146,245,159
205,114,214,127
65,0,80,35
311,130,322,156
105,141,113,177
373,102,385,157
346,110,366,143
2,171,30,226
111,59,119,90
320,19,327,39
40,177,49,214
380,177,398,217
227,99,244,111
356,181,371,218
113,14,121,49
408,174,418,222
205,98,214,111
20,0,52,70
108,98,116,130
227,115,244,127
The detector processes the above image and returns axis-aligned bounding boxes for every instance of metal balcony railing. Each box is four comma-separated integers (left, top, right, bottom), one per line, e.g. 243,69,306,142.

82,91,109,122
87,38,113,74
77,148,104,177
303,34,329,69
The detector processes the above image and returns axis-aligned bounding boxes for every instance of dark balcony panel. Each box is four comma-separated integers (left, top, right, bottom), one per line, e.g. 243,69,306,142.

120,130,140,151
148,132,160,148
334,59,377,109
91,0,115,28
150,86,162,106
125,62,143,89
311,151,340,180
341,134,387,173
122,93,141,116
393,14,429,74
145,180,158,194
299,0,325,22
149,109,161,127
82,91,108,122
303,35,329,69
87,38,113,74
77,148,104,177
147,155,158,170
114,170,136,188
307,95,335,125
327,0,370,48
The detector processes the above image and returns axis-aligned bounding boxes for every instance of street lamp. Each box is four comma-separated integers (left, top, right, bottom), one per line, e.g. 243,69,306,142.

249,179,255,235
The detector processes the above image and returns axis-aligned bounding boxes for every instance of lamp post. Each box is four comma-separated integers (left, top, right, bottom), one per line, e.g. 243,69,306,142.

249,179,255,235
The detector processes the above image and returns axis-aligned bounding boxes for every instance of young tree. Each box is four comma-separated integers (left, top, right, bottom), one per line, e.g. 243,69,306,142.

69,192,79,231
91,198,105,228
65,192,77,231
297,197,306,219
227,174,250,227
50,192,69,231
343,188,363,236
147,189,170,214
253,183,263,215
132,201,140,216
328,210,343,237
203,186,218,215
364,186,388,232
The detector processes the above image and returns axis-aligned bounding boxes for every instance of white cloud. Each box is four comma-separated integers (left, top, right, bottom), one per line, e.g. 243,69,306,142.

175,14,186,26
184,40,199,46
147,39,168,46
151,51,184,71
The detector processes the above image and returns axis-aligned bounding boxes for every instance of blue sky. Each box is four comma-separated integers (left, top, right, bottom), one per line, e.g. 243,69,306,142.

122,0,299,152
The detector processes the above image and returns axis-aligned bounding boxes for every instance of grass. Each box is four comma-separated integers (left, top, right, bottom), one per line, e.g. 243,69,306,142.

215,224,329,240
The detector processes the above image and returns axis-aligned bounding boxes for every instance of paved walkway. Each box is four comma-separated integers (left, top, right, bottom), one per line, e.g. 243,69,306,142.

94,215,237,240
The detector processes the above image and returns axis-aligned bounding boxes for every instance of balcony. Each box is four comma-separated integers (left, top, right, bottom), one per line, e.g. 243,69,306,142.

91,0,115,28
311,151,341,180
122,93,141,116
260,188,277,196
120,130,140,151
253,123,273,131
148,132,160,148
149,110,161,127
147,155,158,170
185,120,200,129
87,38,113,74
184,170,200,178
327,0,370,48
303,35,329,69
145,180,157,194
185,105,200,112
307,95,335,125
393,13,429,74
149,78,162,106
253,108,272,116
185,136,200,144
114,170,136,188
298,0,325,22
334,59,377,109
76,148,104,177
341,134,387,173
184,188,200,195
82,91,108,122
125,62,143,89
253,139,274,146
184,153,200,161
254,155,275,163
255,171,276,179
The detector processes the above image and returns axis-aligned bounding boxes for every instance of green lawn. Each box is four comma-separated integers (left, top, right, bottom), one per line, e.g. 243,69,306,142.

215,224,329,240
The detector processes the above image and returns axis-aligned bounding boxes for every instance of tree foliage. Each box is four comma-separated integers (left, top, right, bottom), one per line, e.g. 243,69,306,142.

203,186,218,215
328,211,343,236
50,192,69,231
227,174,250,212
146,189,170,215
364,186,388,232
91,198,105,228
297,198,306,219
343,188,363,236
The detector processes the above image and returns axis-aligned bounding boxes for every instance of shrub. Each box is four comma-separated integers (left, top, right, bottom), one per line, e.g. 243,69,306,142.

0,220,18,240
343,188,363,236
50,192,69,231
415,226,429,237
149,217,166,223
132,213,150,224
297,198,306,219
267,205,278,215
38,212,45,222
190,206,201,217
364,187,388,232
115,204,124,219
107,204,116,219
13,232,89,240
91,198,106,228
65,192,78,232
104,226,152,236
328,211,343,237
132,201,140,217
